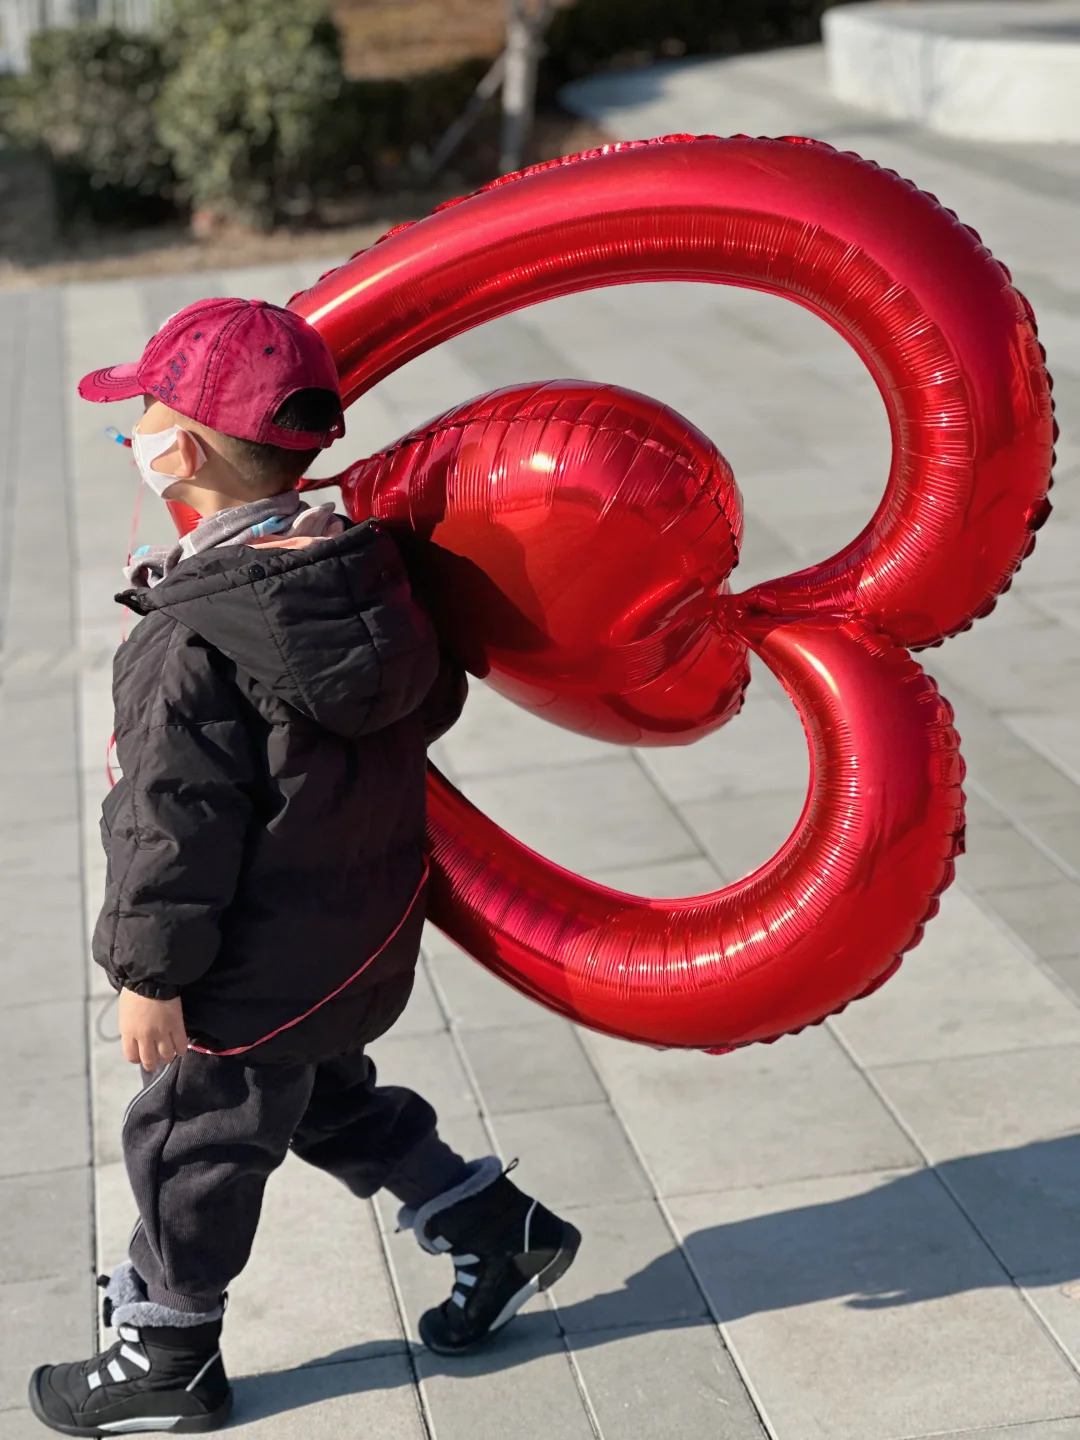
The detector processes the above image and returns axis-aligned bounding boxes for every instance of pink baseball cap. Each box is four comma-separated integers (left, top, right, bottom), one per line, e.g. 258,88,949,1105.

78,296,345,450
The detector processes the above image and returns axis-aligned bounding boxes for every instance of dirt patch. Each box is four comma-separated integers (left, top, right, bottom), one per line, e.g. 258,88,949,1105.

333,0,574,80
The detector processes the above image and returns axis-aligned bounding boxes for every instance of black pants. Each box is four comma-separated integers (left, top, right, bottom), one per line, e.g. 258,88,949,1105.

122,985,467,1313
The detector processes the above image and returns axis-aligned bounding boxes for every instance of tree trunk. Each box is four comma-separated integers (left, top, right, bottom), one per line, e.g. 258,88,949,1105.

500,0,540,175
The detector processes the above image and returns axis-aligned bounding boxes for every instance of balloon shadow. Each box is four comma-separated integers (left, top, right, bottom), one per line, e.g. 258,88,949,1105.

234,1134,1080,1420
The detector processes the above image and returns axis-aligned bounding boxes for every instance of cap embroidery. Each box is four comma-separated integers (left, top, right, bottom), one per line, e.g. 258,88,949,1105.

152,350,188,400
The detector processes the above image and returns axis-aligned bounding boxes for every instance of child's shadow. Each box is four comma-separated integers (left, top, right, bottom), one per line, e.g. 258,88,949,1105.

231,1133,1080,1424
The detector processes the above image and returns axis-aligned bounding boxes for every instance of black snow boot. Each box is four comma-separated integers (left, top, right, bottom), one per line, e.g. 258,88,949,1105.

29,1314,231,1436
401,1157,581,1355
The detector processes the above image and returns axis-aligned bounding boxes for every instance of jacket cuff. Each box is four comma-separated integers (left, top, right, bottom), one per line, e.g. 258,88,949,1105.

120,978,182,1002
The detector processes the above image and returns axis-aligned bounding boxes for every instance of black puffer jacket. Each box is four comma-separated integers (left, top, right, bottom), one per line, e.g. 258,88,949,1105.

94,521,465,1064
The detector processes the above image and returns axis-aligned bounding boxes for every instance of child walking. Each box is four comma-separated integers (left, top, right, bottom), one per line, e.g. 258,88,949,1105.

30,298,579,1436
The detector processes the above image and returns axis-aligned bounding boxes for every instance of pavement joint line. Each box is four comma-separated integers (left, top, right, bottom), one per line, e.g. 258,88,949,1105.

451,751,628,782
626,744,714,861
569,1026,774,1439
998,721,1080,796
559,1334,605,1440
0,1162,90,1183
956,876,1080,1017
865,1036,1080,1071
825,1017,1080,1387
903,1416,1080,1439
0,294,24,657
365,1198,436,1440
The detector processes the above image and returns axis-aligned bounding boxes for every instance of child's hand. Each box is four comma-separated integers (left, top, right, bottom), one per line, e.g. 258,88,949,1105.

119,990,189,1069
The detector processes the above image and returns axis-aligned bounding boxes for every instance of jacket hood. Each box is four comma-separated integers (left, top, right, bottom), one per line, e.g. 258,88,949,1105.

119,522,436,739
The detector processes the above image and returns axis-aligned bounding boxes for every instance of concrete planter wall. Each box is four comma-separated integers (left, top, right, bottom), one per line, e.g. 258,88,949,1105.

824,1,1080,143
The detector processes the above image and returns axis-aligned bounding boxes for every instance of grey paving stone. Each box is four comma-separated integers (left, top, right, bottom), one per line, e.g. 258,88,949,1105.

832,887,1080,1065
570,1323,766,1440
1006,713,1080,790
872,1045,1080,1164
461,758,699,877
90,1030,138,1167
771,504,884,570
447,313,578,388
492,1103,651,1209
1048,956,1080,1004
423,926,566,1031
745,458,884,525
456,1021,605,1114
0,689,78,777
225,1155,405,1377
138,273,228,334
0,1169,90,1286
1023,813,1080,877
731,513,804,591
973,752,1080,824
937,1134,1080,1282
931,1425,1080,1440
583,1025,918,1196
227,1353,424,1438
437,679,619,778
376,343,494,432
589,854,725,898
387,958,448,1038
548,1198,708,1334
678,788,807,882
1,1275,93,1414
1028,581,1080,634
1017,1277,1080,1388
638,698,808,805
0,1000,88,1176
0,768,78,827
0,1409,60,1440
415,1312,595,1440
669,1171,1080,1440
948,686,1080,821
0,818,81,886
932,612,1080,716
366,1030,480,1121
958,818,1070,892
990,881,1080,959
0,876,84,1005
933,1416,1080,1440
94,1162,138,1283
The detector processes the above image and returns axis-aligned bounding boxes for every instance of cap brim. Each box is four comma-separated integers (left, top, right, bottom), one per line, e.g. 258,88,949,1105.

77,363,145,403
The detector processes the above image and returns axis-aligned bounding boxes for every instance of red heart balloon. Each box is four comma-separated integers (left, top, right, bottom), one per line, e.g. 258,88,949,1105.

326,380,749,746
283,134,1052,1052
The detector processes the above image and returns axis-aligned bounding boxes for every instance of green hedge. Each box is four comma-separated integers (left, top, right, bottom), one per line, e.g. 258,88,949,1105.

4,0,851,234
7,25,175,229
157,0,346,229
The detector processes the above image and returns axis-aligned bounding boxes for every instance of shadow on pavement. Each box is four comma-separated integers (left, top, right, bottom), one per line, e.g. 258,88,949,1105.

236,1134,1080,1417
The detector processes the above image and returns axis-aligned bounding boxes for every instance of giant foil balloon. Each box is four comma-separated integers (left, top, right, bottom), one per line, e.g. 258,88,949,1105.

319,381,749,744
290,136,1053,1050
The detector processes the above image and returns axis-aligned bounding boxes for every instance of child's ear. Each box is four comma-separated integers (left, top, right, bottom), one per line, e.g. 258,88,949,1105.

173,429,206,479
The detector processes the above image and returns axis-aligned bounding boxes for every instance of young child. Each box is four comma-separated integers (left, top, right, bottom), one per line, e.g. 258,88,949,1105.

30,298,580,1436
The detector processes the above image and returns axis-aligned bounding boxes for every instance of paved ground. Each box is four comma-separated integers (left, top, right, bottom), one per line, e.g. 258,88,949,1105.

3,40,1080,1440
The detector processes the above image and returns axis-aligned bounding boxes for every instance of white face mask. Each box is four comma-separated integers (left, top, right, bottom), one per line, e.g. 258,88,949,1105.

130,423,206,498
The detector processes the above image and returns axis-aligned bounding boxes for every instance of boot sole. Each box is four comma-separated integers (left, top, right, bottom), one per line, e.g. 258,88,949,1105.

28,1369,233,1437
421,1221,582,1356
